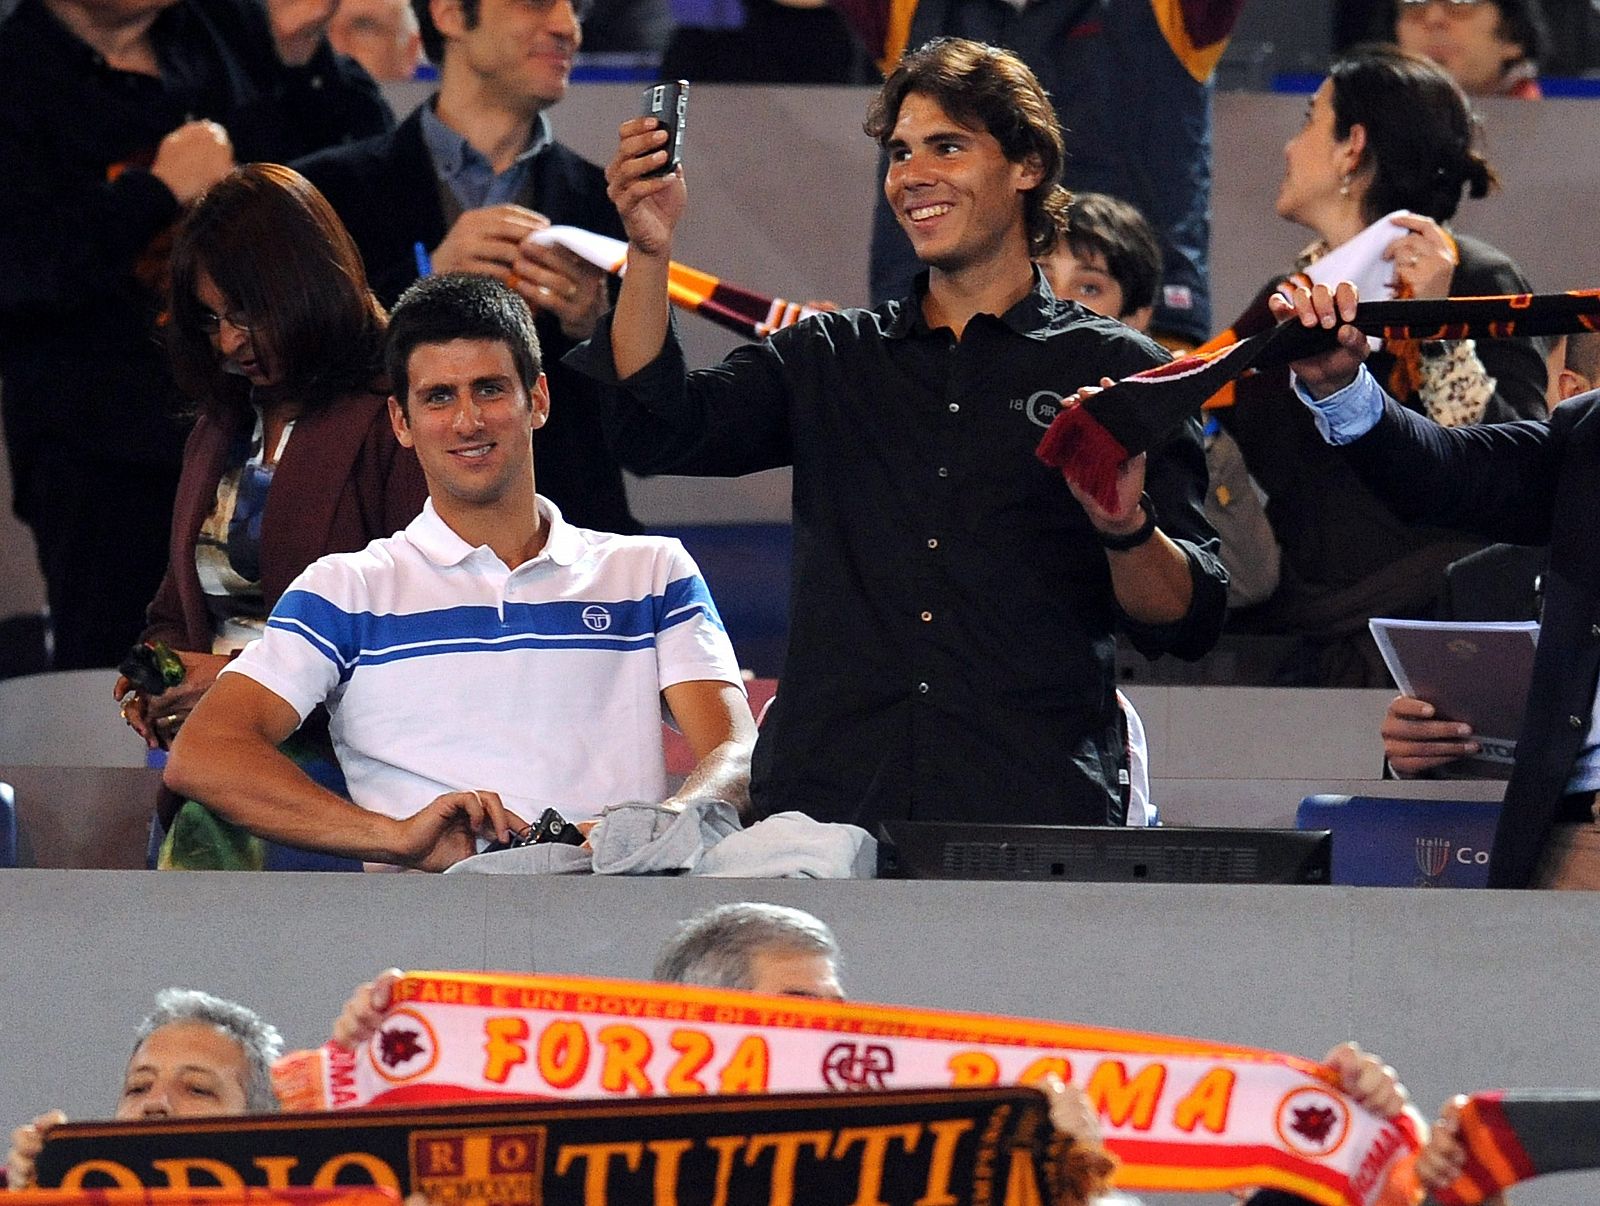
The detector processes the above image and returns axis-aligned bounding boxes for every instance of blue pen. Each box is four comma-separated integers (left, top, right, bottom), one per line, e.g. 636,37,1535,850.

413,241,433,278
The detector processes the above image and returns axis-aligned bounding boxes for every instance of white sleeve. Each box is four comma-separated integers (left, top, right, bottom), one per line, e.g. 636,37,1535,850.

219,560,362,721
654,542,745,693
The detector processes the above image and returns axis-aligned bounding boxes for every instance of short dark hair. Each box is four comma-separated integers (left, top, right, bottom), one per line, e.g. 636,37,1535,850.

385,273,543,413
864,37,1069,258
411,0,473,65
1384,0,1547,68
414,0,587,64
652,903,841,991
1060,193,1163,317
1329,44,1497,225
168,164,386,420
132,988,283,1113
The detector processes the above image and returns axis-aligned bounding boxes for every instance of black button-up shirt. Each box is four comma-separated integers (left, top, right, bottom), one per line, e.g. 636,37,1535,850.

569,272,1226,828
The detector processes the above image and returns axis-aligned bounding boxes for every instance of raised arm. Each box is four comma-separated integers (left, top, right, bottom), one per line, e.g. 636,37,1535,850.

604,116,685,380
165,674,518,870
661,680,757,819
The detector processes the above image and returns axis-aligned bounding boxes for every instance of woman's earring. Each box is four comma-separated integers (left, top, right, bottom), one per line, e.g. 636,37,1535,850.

1338,173,1352,199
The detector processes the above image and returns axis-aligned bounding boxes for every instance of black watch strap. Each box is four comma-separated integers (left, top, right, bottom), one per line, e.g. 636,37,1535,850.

1096,492,1158,552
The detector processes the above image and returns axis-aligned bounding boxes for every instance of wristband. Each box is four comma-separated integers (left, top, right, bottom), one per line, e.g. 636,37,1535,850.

1096,492,1158,552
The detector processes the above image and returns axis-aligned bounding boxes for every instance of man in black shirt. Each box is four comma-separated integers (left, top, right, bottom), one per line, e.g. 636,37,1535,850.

572,38,1226,830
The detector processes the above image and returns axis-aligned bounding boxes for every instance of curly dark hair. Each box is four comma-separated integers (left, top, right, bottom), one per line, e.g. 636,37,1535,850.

864,37,1069,258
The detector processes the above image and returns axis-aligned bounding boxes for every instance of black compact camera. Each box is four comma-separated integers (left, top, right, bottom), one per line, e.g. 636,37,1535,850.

485,807,587,852
640,80,688,177
118,639,185,696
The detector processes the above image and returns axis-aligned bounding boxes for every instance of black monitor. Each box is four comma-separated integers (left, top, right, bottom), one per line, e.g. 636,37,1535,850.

877,821,1332,884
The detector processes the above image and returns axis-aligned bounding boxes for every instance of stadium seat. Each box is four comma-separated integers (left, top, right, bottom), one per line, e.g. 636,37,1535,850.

0,670,146,767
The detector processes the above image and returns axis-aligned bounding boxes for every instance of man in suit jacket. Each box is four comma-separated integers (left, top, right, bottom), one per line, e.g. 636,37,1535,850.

296,0,637,533
1283,281,1600,889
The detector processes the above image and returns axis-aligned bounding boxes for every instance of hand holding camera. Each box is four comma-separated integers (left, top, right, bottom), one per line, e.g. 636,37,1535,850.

113,642,232,750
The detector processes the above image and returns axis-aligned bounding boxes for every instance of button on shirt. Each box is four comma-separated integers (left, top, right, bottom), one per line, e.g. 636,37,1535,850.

570,271,1226,829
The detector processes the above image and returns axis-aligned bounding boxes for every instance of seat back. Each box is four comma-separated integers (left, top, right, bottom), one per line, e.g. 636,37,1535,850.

0,670,147,767
1297,793,1503,887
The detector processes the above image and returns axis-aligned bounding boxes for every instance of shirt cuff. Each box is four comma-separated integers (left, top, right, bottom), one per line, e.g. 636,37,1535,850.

1291,364,1386,446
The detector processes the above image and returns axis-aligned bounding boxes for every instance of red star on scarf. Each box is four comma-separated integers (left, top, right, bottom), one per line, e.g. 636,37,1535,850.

1291,1105,1340,1145
377,1026,424,1068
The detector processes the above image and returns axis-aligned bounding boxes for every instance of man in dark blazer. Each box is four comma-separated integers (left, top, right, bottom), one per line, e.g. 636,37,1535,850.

295,0,637,533
1283,281,1600,889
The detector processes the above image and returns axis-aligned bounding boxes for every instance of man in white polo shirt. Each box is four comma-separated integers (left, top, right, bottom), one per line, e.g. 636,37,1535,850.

166,274,755,872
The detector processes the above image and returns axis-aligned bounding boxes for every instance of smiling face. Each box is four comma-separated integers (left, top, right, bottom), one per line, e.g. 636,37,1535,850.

1275,79,1364,234
884,92,1041,276
195,269,274,389
1395,0,1523,96
390,337,547,514
434,0,579,113
115,1021,251,1120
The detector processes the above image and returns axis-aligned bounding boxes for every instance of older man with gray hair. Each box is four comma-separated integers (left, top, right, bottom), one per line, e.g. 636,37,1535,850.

4,988,281,1189
651,902,844,1000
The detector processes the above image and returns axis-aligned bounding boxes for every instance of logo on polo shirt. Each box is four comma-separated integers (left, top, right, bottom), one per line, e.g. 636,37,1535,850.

581,605,612,632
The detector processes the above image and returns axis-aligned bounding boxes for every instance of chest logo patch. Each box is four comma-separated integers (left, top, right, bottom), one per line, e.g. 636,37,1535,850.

1012,390,1065,429
581,605,612,632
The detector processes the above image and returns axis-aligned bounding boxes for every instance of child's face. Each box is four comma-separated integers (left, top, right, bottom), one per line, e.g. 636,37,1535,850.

1039,244,1150,332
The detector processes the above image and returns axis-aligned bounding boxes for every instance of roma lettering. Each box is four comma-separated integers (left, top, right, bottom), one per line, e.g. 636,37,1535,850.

941,1053,1235,1134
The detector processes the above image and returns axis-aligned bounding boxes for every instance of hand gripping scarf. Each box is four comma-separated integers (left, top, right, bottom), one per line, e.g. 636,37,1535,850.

1431,1090,1600,1204
529,227,822,340
1035,290,1600,512
271,971,1422,1206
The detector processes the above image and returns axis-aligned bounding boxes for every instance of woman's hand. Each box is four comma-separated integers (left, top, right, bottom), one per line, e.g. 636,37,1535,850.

113,651,233,750
1383,214,1458,300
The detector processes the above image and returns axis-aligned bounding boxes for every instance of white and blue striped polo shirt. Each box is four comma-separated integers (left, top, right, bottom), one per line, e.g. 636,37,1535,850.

223,496,743,825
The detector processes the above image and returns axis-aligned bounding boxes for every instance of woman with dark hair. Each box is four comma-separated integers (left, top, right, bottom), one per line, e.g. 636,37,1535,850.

1219,44,1547,685
113,163,426,864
